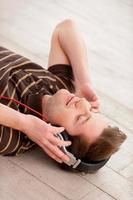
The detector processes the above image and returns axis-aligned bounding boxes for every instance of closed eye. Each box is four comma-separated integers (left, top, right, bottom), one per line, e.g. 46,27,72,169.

75,114,91,125
76,114,86,122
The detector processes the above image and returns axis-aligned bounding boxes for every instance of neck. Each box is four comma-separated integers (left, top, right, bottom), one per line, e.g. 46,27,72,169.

42,95,50,122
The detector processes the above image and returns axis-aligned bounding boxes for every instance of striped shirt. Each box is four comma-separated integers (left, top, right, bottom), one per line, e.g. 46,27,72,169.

0,46,75,156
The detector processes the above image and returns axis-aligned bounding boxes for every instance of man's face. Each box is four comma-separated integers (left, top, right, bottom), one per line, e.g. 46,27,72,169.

43,89,108,144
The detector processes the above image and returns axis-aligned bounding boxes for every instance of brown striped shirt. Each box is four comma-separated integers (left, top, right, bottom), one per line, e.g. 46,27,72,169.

0,46,75,156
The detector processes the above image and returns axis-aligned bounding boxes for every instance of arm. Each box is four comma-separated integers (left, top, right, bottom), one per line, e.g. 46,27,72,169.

57,19,91,87
0,103,71,162
48,19,91,86
48,19,100,110
0,103,24,131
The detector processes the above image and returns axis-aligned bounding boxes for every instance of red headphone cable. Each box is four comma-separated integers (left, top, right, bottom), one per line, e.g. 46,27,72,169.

0,95,48,122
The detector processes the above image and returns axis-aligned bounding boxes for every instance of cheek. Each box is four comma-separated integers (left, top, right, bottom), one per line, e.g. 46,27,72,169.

62,111,78,134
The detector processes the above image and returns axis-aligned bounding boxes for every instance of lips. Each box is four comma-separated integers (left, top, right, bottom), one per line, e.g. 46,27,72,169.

66,95,75,106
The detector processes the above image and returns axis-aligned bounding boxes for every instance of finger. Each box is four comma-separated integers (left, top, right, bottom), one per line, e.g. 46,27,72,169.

40,141,62,162
91,108,99,113
91,106,100,112
90,102,99,109
42,139,70,162
51,126,65,134
90,101,99,107
42,146,63,163
50,136,72,147
48,125,65,136
47,123,64,130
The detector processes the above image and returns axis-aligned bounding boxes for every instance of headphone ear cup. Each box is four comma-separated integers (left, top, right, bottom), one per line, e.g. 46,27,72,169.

60,130,69,141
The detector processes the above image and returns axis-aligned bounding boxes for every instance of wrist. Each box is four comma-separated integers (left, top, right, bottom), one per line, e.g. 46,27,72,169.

75,81,92,91
75,78,92,87
74,68,91,83
18,113,28,132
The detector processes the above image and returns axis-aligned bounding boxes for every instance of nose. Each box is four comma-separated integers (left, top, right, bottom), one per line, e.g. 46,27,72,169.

76,97,92,110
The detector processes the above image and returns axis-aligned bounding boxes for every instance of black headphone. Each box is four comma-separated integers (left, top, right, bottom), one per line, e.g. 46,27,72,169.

57,130,110,173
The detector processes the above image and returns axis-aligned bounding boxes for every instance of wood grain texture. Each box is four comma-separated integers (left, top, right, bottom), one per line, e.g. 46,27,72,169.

0,0,132,199
0,156,68,200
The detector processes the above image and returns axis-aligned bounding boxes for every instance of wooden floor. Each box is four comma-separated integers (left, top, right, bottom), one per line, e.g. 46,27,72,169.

0,0,133,199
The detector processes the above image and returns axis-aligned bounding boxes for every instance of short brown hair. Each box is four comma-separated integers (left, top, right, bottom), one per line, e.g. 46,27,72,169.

70,127,127,161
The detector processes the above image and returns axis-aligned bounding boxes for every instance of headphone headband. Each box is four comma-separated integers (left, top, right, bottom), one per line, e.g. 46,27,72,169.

57,131,110,173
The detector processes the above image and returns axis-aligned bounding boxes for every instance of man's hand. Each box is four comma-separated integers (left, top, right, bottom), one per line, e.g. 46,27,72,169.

21,114,71,163
75,83,100,112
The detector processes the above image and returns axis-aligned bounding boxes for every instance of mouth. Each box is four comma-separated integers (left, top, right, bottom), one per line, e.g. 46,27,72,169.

66,95,75,106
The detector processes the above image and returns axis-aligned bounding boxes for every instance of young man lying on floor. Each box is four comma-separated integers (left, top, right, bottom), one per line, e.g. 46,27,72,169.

0,19,126,168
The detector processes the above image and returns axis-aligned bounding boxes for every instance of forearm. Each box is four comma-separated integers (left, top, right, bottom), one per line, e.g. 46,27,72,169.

0,103,25,131
58,20,92,86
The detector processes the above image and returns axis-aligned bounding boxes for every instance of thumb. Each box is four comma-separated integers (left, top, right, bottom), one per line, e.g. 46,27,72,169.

57,126,65,132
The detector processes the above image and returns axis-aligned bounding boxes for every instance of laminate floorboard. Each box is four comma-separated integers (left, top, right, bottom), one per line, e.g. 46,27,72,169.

0,1,132,199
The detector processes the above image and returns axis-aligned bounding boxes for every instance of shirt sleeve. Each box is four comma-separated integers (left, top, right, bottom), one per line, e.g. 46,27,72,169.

48,64,76,93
